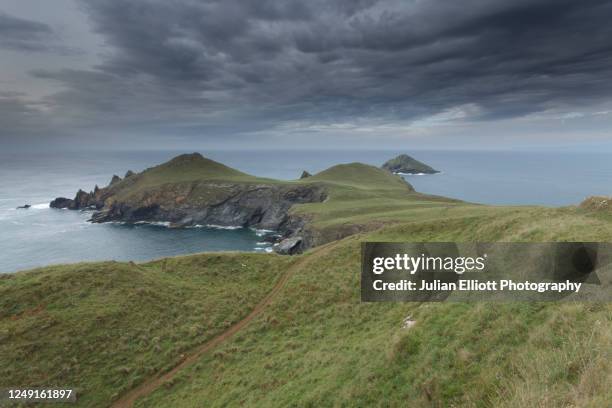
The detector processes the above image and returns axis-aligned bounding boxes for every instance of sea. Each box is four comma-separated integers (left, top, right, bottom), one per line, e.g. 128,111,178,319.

1,149,611,273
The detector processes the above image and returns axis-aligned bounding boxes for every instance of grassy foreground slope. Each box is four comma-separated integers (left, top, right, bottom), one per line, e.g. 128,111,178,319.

135,209,612,408
2,201,611,407
0,254,292,407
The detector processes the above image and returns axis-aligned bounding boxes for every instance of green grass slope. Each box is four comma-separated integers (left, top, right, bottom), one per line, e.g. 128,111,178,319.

0,254,292,407
109,153,276,202
2,204,611,407
137,209,612,408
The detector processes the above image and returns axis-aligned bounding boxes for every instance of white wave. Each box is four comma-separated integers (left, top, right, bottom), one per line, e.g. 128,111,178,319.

395,172,427,176
149,221,171,227
31,203,50,209
205,224,242,230
254,246,275,253
255,242,269,246
396,171,443,176
251,228,275,236
132,220,172,227
251,227,274,233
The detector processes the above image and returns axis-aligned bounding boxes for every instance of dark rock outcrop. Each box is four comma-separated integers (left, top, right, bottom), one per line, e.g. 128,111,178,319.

274,236,303,255
110,175,122,185
50,197,73,209
300,170,312,179
16,204,31,209
50,185,111,210
74,189,93,208
86,183,327,233
124,170,135,178
382,154,438,174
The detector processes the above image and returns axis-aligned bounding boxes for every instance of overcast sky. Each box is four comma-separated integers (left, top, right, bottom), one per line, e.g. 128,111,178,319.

2,0,612,151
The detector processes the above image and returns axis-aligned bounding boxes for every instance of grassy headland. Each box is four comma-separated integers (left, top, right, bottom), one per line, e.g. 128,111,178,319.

2,156,611,407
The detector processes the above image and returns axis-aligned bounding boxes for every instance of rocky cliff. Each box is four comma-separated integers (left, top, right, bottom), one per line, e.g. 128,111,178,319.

51,153,327,242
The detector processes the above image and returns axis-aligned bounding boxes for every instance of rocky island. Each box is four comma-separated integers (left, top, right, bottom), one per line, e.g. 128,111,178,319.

382,153,439,174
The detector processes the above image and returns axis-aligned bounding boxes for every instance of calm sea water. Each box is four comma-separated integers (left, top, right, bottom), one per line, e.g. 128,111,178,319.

1,150,611,273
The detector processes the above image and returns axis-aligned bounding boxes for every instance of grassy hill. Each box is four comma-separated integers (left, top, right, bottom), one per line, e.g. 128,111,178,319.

0,254,293,407
136,217,612,408
2,193,611,406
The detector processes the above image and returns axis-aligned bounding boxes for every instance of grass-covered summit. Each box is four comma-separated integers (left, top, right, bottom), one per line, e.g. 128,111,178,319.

122,152,261,185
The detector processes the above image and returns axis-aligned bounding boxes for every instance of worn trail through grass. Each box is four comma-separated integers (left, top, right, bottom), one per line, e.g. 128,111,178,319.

110,241,339,408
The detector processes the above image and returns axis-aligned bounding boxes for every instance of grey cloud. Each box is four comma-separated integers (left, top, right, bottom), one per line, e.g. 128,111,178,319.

0,12,55,51
4,0,612,145
0,11,81,54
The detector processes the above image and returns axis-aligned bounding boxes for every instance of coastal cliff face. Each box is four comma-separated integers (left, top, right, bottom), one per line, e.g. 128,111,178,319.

50,153,327,240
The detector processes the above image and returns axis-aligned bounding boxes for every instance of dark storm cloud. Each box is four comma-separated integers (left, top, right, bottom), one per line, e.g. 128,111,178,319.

0,12,56,51
5,0,612,144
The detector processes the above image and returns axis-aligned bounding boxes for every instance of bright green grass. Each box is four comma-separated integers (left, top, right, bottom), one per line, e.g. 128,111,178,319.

307,162,413,190
0,253,293,407
2,202,609,407
135,209,612,408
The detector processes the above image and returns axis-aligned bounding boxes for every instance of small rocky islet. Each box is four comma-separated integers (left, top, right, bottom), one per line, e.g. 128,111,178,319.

381,153,439,174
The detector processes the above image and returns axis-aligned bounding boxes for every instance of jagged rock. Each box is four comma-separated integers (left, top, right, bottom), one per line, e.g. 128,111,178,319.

300,170,312,179
89,210,113,223
109,175,122,185
73,189,92,209
50,197,73,209
274,236,303,255
262,234,283,244
51,188,103,210
382,154,438,174
124,170,135,178
16,204,31,209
